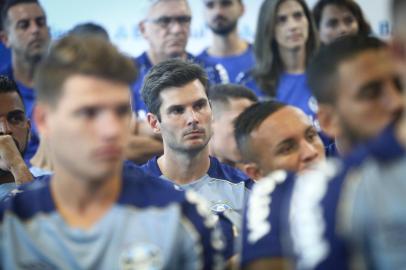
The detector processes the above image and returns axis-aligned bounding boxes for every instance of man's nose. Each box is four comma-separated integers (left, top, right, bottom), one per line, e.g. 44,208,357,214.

0,118,12,136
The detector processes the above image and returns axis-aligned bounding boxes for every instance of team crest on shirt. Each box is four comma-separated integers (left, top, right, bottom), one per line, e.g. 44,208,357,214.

210,201,233,213
119,243,162,270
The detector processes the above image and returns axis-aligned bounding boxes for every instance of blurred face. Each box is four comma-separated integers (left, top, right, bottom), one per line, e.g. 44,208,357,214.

140,0,191,61
203,0,244,36
0,92,30,170
39,75,132,181
3,3,50,63
210,98,254,165
151,79,212,154
336,49,403,146
319,4,359,44
274,0,309,51
250,106,325,175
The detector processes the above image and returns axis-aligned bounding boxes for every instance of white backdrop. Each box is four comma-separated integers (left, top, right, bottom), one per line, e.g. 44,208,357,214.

41,0,391,57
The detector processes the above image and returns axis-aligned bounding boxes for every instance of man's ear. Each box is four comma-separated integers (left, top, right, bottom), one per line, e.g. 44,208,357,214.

317,104,339,139
146,112,161,134
139,21,148,39
0,30,10,48
33,104,50,138
241,162,263,181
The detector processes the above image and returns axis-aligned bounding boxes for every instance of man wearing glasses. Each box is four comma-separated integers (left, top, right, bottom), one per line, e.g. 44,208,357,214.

133,0,226,118
127,0,226,164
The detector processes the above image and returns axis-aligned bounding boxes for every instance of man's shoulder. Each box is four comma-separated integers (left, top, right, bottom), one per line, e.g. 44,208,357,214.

0,175,53,222
138,157,161,177
0,64,13,78
208,156,254,188
121,160,184,208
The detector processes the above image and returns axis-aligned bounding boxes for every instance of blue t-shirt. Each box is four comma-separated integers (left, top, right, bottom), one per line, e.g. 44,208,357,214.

196,44,255,83
0,162,225,269
288,123,405,270
237,72,318,121
240,170,295,268
0,44,11,71
0,65,39,165
131,52,227,119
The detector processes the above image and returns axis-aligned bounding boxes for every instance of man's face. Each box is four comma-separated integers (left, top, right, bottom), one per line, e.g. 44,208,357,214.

250,106,325,175
140,0,191,60
153,79,212,154
335,48,403,145
274,0,309,52
203,0,243,36
210,98,254,165
0,92,30,169
39,75,132,181
319,4,359,45
3,3,50,63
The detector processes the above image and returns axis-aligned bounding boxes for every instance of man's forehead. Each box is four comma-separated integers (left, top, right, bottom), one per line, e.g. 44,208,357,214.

148,0,190,15
7,3,45,21
0,92,24,114
338,49,394,87
253,107,311,138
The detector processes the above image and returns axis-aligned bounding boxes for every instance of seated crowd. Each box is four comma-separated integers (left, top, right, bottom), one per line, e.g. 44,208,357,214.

1,0,406,269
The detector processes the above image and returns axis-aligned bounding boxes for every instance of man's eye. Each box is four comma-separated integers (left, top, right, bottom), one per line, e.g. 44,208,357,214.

7,112,25,125
78,108,98,118
17,20,29,30
116,105,131,117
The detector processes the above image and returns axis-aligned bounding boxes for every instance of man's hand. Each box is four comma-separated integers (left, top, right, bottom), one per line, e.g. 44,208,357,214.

0,135,32,185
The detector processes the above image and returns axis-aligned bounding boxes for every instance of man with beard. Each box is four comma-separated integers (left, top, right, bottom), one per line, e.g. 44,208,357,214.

0,0,50,164
140,59,253,234
240,35,404,270
0,75,33,200
197,0,255,83
127,0,226,165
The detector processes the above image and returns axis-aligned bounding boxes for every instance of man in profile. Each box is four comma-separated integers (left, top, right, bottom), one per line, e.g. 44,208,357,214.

0,35,225,269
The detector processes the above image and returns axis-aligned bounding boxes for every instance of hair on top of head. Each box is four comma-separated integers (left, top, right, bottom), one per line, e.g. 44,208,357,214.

141,58,208,120
307,35,386,105
34,35,137,106
0,75,25,109
234,100,286,161
68,22,110,41
209,84,258,105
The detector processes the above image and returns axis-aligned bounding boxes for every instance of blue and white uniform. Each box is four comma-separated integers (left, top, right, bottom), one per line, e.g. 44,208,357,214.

289,123,406,270
0,163,225,270
0,65,39,165
196,44,255,84
240,170,295,268
140,156,253,230
131,52,227,118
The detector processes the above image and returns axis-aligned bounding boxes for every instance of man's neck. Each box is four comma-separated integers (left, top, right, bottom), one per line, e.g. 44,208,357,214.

279,46,306,74
12,55,36,88
50,166,122,229
208,31,248,57
147,50,187,66
158,147,211,185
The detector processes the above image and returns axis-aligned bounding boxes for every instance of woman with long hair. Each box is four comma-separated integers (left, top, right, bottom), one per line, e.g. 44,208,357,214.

313,0,372,45
238,0,320,122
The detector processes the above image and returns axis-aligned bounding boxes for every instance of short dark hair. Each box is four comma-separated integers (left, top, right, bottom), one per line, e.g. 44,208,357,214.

313,0,372,38
0,75,24,109
34,35,137,106
141,59,209,120
209,84,258,117
1,0,40,29
68,22,110,41
307,35,386,105
234,100,286,162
